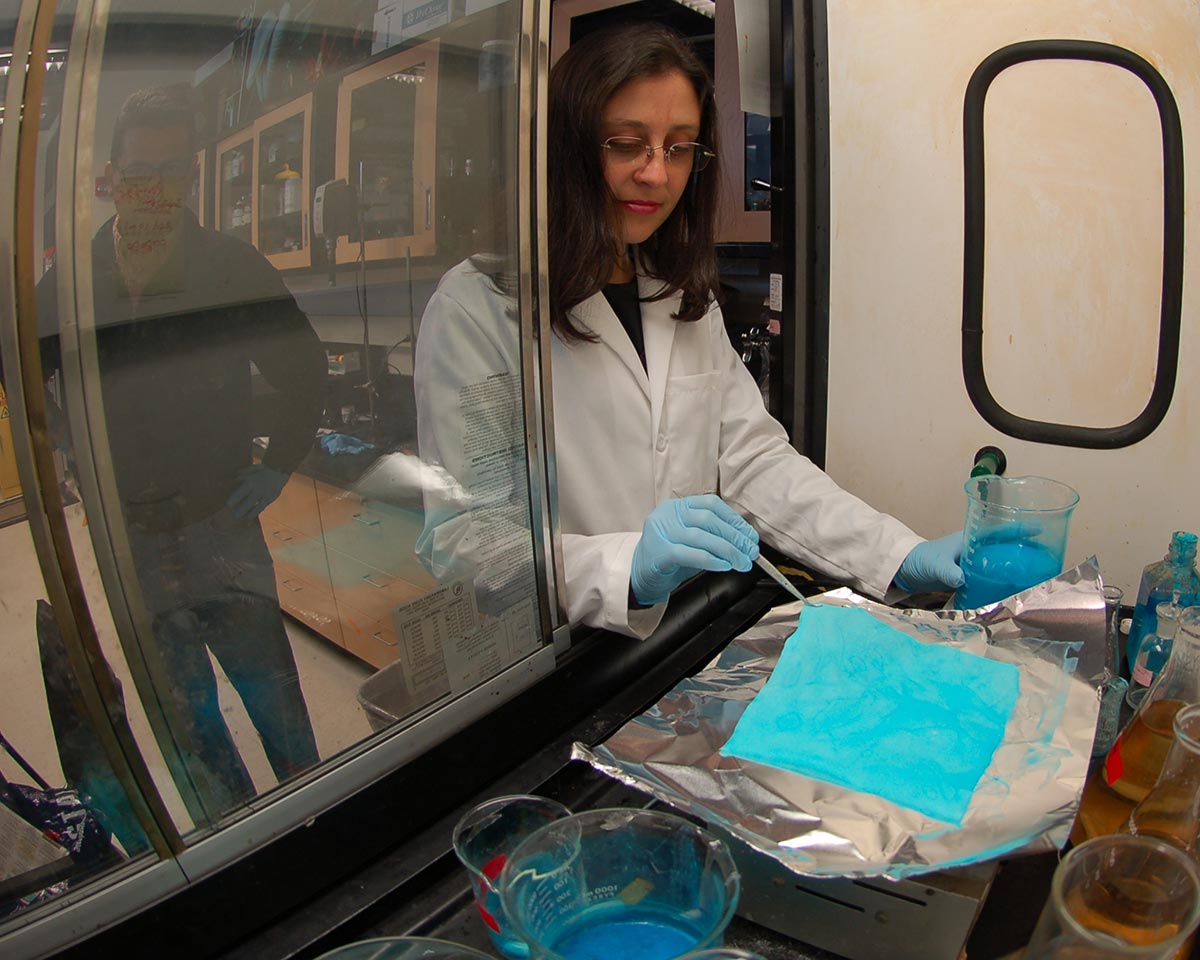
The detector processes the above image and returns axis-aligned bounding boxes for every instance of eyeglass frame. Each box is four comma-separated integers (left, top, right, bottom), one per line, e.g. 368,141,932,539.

601,136,715,172
113,158,195,182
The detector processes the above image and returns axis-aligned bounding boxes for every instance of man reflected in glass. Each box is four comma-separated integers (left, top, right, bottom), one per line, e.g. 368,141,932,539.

37,85,326,818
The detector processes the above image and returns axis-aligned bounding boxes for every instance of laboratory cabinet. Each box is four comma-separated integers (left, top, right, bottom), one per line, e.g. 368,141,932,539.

333,40,441,264
187,147,206,227
215,93,313,270
214,130,255,246
0,382,20,501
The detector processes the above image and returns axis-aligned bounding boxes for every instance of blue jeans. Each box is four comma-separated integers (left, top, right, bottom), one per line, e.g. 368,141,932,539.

126,507,320,819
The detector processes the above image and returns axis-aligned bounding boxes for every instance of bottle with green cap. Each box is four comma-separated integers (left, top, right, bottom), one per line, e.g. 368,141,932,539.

1126,531,1200,668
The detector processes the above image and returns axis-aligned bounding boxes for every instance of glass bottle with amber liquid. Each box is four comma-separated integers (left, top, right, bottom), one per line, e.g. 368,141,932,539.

1076,607,1200,841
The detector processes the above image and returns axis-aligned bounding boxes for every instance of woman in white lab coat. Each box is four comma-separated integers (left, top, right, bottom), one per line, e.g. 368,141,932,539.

415,23,962,638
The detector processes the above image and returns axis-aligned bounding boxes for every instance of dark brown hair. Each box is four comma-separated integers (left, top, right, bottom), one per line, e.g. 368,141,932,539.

548,23,721,341
110,84,197,164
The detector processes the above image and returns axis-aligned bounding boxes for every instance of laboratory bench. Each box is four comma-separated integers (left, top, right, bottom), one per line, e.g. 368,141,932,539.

55,567,1065,960
251,415,437,671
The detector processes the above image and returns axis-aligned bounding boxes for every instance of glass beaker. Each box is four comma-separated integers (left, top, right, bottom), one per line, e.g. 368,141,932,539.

452,795,573,958
498,808,741,960
1023,834,1200,958
313,937,497,960
954,475,1080,610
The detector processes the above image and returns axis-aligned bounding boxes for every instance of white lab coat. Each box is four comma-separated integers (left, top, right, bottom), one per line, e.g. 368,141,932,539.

415,259,923,639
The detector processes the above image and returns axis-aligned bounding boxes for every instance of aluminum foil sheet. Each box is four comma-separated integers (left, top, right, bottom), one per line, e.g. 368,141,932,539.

574,558,1105,880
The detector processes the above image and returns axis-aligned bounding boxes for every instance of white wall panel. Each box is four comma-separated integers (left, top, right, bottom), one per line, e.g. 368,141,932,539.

822,0,1199,597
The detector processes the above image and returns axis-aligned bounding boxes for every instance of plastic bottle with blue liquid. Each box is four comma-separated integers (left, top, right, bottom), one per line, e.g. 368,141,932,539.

1126,532,1200,669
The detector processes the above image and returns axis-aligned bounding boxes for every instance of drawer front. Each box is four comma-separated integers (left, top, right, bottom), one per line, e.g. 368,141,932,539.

260,473,322,538
340,608,402,669
273,561,344,646
326,547,429,624
260,517,333,586
319,491,438,589
339,597,450,706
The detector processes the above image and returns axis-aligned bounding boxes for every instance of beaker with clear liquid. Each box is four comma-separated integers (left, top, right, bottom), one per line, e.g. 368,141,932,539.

953,475,1079,610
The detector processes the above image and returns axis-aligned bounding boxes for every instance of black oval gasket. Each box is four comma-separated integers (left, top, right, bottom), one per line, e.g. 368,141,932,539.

962,39,1183,449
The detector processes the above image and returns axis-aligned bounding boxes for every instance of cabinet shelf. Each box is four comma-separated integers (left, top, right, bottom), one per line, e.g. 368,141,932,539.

260,210,303,225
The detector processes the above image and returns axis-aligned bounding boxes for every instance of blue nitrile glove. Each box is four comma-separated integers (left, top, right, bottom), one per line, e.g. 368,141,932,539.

893,531,966,594
630,495,760,606
226,465,289,520
319,433,375,456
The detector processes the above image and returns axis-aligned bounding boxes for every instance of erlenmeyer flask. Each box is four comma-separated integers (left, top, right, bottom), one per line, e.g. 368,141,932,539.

1076,609,1200,841
1105,608,1200,804
1127,702,1200,854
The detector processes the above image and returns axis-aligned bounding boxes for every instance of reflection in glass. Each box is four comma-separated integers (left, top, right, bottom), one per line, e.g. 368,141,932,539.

350,67,422,243
335,40,440,263
0,575,143,922
218,135,254,239
6,0,542,923
38,84,325,820
259,112,305,254
186,148,205,225
1,5,161,925
744,113,771,211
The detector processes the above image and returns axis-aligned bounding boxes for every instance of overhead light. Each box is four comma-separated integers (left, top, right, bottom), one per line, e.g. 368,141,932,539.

672,0,716,16
0,49,70,74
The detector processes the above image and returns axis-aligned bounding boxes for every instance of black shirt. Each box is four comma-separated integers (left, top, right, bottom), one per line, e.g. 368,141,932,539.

36,213,327,528
602,279,646,371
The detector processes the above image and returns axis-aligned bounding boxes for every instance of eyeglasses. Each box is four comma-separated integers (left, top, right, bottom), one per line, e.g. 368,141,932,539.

602,136,715,172
115,159,192,183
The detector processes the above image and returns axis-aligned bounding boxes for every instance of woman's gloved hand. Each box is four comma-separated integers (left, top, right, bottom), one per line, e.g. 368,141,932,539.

893,531,966,594
630,495,760,606
227,465,289,520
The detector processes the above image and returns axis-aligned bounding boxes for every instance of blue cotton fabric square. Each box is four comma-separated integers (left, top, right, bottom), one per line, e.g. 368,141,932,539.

720,604,1021,826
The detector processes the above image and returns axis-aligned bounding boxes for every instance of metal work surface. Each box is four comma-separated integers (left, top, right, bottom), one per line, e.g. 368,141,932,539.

303,755,1054,960
332,761,851,960
209,576,1060,960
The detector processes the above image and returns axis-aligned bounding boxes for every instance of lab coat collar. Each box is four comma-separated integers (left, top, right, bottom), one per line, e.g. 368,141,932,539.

569,274,682,441
572,285,652,400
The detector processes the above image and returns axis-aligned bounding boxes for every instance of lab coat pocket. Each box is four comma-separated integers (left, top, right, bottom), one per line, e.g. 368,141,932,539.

661,371,721,497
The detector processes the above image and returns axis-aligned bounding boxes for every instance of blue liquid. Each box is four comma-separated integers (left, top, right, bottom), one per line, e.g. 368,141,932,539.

488,929,530,960
954,540,1062,609
1127,586,1196,669
549,904,705,960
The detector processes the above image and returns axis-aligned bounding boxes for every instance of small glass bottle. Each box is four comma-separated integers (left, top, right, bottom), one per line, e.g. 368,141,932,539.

1127,531,1200,668
1094,585,1130,757
1075,608,1200,842
1127,603,1183,710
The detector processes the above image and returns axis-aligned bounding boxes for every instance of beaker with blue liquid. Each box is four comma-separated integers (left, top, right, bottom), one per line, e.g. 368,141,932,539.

954,475,1079,610
499,808,740,960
